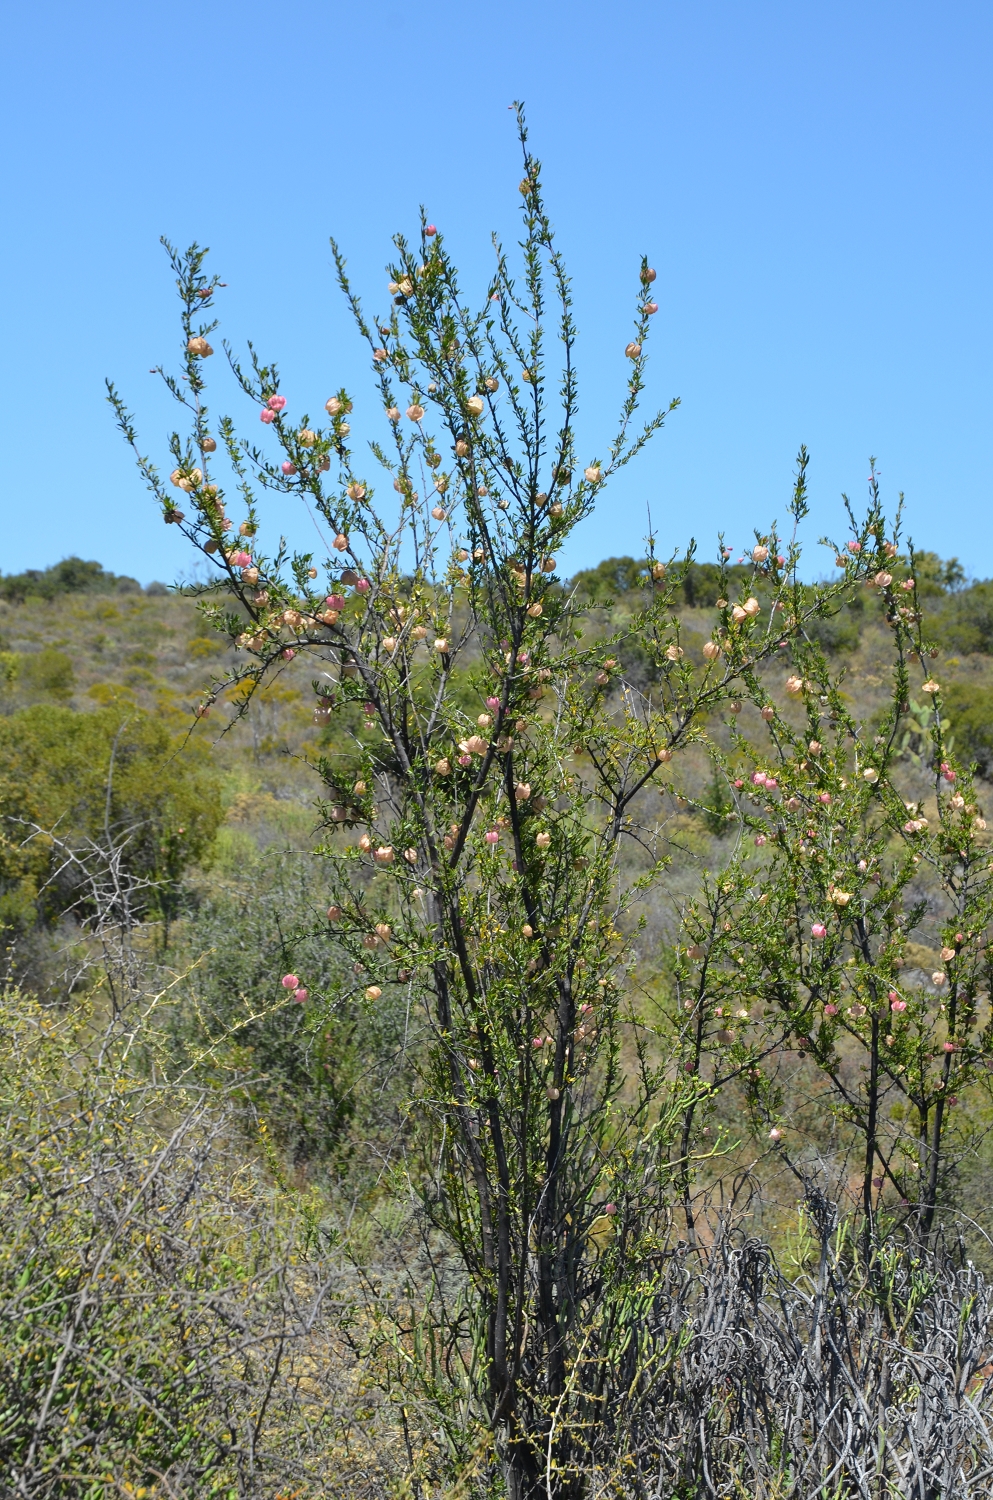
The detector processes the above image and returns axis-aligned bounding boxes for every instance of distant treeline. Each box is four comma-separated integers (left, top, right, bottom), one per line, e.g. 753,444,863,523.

0,558,168,604
571,552,993,652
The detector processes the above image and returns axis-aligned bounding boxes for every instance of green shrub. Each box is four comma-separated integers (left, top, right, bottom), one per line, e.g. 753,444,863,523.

933,581,993,655
19,646,75,700
943,681,993,773
0,704,221,929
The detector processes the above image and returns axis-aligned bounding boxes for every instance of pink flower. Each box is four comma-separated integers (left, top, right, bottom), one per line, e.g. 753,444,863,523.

458,754,472,768
754,834,767,847
823,1003,838,1016
281,648,295,660
777,555,785,566
229,550,251,568
768,1128,783,1143
485,829,499,844
486,696,500,711
943,1040,956,1052
890,997,907,1013
326,594,345,611
268,395,287,411
281,461,297,476
425,224,437,236
355,578,371,593
281,973,299,989
847,540,861,553
752,772,767,786
733,778,744,789
604,1202,617,1215
765,777,777,790
294,987,308,1004
811,923,827,939
260,408,275,424
532,1037,544,1048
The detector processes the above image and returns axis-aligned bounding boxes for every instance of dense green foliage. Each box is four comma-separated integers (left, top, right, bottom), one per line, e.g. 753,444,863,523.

0,704,221,928
0,557,159,605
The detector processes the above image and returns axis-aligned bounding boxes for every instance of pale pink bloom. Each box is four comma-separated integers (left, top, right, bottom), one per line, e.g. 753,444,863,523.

485,830,499,845
811,923,827,939
294,987,308,1003
268,395,287,411
260,408,275,424
355,578,371,593
281,974,299,989
281,461,297,475
281,648,295,660
824,1003,838,1016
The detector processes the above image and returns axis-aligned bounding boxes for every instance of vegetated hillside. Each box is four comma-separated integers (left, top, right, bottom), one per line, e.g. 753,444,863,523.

5,552,993,1493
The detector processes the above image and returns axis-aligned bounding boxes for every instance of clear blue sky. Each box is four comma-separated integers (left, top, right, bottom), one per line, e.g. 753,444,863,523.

2,1,990,585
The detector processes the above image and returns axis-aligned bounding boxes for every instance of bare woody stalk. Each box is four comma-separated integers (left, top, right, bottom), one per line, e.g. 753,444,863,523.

109,106,884,1497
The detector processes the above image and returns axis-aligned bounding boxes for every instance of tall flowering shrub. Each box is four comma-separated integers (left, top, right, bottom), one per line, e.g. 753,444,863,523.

110,110,887,1497
671,481,993,1244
